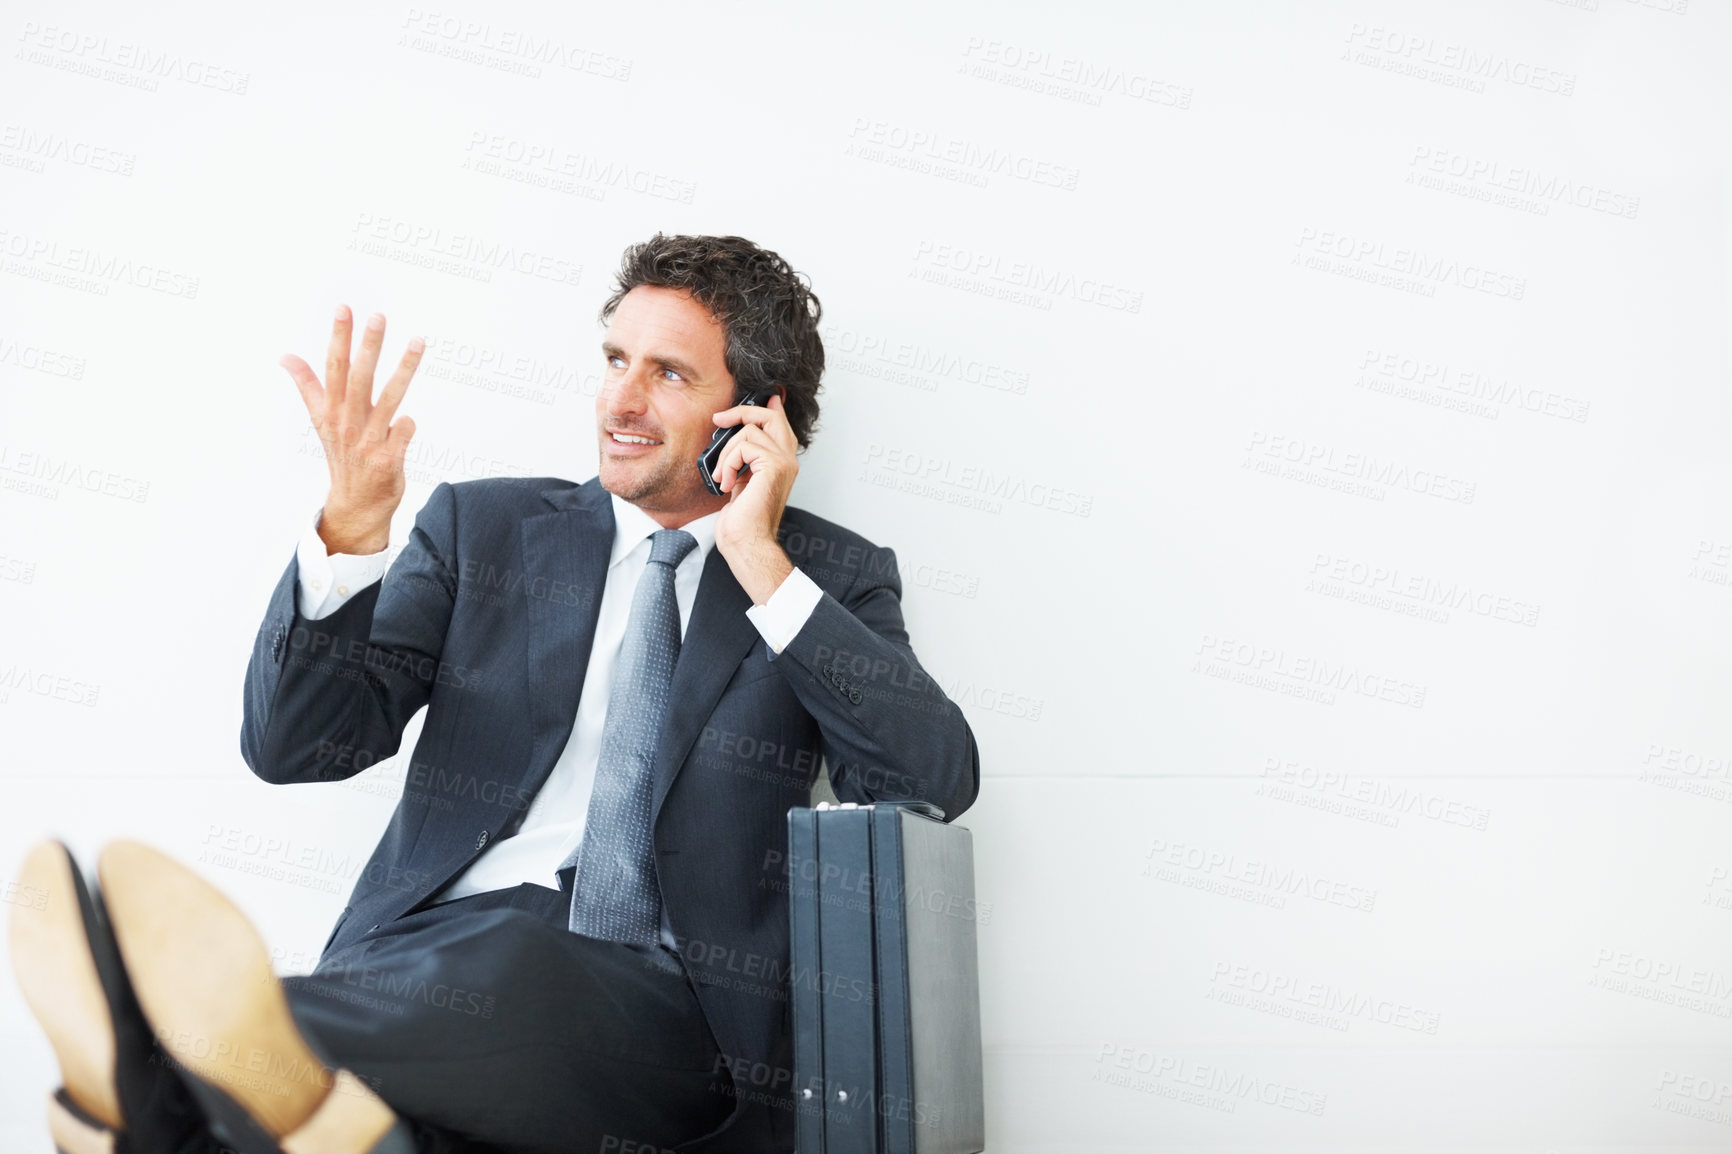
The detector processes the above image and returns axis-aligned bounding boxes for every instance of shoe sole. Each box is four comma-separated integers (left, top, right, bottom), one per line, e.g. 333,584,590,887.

97,838,396,1147
8,841,123,1132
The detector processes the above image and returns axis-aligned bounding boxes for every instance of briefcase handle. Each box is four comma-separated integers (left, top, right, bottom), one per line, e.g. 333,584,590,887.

812,799,946,821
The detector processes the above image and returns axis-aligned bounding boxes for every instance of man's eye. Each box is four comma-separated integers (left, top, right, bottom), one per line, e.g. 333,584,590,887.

661,368,684,382
607,354,626,369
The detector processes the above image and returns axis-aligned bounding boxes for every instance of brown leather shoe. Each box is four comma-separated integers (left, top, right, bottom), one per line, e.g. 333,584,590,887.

10,838,216,1154
9,841,124,1139
98,839,417,1154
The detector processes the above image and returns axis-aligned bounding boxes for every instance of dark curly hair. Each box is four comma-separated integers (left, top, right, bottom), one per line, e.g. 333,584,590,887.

597,233,825,449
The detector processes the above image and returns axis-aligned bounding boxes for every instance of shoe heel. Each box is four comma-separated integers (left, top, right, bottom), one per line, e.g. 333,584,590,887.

47,1086,119,1154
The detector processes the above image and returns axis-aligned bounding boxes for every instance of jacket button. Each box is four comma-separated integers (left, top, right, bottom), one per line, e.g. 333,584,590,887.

476,830,489,850
849,689,864,705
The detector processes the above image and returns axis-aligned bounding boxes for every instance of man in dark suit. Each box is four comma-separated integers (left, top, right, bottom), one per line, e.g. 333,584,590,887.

10,234,979,1154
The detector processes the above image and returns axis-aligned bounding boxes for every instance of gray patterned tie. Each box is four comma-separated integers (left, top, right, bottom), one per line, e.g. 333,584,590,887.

563,528,697,944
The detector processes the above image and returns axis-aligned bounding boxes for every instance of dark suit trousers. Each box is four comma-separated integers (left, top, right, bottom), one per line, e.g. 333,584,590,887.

278,883,731,1154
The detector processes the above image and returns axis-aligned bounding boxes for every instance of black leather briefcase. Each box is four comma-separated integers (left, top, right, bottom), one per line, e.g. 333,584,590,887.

786,799,985,1154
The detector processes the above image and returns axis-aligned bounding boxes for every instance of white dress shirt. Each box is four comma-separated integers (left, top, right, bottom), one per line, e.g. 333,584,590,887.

295,492,824,948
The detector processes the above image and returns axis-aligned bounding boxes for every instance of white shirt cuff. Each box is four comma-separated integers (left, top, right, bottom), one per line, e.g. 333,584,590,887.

744,566,824,655
296,506,391,620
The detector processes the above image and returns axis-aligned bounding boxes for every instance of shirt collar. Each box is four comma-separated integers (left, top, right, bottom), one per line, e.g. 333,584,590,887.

607,492,718,570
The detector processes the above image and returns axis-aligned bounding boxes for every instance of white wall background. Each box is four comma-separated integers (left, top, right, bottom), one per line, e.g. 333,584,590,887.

2,0,1729,1148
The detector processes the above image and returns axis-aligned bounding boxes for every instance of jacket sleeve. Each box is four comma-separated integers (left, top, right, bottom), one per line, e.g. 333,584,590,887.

765,543,981,822
240,482,460,785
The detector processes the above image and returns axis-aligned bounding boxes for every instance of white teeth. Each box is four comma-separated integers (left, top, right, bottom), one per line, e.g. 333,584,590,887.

611,433,658,445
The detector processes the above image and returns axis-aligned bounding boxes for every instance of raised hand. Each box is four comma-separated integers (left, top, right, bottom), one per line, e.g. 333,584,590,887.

279,306,424,555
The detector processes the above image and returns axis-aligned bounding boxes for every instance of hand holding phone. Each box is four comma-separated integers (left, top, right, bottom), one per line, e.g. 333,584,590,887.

699,388,777,496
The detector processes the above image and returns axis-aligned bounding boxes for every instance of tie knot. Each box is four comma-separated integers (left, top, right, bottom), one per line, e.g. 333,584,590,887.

648,529,697,569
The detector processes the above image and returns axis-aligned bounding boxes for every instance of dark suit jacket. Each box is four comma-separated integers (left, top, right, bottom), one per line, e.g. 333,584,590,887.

239,475,981,1152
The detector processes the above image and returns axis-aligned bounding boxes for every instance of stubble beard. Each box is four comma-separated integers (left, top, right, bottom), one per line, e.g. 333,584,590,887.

599,445,700,513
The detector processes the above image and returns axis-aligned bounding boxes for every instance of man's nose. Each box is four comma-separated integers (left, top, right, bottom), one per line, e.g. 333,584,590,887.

604,367,649,415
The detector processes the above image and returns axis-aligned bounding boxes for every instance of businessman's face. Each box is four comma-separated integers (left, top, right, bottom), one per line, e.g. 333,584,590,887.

596,285,735,524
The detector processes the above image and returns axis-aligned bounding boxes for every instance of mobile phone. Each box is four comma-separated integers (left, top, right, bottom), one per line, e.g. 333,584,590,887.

699,387,777,496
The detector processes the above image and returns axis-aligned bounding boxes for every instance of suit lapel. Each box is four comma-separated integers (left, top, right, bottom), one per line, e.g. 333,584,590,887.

521,477,768,821
521,479,613,800
651,544,762,821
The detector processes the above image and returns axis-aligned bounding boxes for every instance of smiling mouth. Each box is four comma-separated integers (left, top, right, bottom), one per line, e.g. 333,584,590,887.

608,431,662,446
